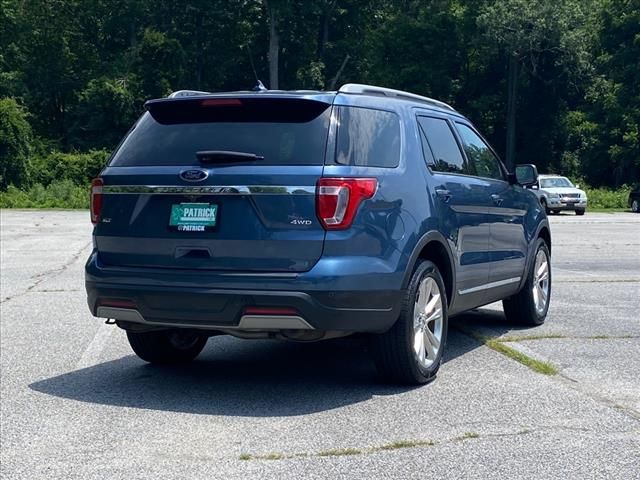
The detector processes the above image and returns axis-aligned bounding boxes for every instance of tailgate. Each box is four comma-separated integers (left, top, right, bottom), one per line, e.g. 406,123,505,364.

94,96,332,273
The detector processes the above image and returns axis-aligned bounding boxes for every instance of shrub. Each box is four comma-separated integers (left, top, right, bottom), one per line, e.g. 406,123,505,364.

0,180,89,208
28,150,110,187
583,186,631,209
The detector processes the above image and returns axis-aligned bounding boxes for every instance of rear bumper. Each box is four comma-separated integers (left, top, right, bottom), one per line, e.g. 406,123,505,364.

85,252,403,333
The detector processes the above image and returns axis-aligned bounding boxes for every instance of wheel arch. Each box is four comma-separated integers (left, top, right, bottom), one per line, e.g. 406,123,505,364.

402,231,455,308
518,220,552,292
537,224,551,254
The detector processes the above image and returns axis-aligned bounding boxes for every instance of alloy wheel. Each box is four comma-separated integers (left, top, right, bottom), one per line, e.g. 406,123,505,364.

532,250,550,315
413,277,444,369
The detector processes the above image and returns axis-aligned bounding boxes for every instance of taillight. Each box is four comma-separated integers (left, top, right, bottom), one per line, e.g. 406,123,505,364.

90,178,103,225
316,178,377,230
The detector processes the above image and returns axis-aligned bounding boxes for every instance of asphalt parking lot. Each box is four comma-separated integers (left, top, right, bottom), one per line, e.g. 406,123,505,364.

1,210,639,479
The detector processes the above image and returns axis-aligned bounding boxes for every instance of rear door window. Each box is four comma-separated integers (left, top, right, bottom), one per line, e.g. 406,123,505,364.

455,123,504,180
109,98,332,167
335,106,400,168
417,116,469,174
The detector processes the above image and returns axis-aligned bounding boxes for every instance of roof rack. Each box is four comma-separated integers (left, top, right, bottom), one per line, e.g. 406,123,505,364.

168,90,212,98
338,83,456,112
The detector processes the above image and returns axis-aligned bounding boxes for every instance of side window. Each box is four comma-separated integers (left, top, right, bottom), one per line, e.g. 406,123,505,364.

417,116,468,174
455,123,504,180
335,106,400,168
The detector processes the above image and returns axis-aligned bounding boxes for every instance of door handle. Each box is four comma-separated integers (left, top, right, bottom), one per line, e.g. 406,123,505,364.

491,194,504,206
435,189,452,203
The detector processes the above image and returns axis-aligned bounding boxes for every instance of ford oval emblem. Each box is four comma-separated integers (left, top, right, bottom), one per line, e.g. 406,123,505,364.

180,169,208,182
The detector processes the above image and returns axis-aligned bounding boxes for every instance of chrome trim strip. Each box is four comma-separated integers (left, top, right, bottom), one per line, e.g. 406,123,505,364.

97,307,145,323
238,315,313,330
458,276,521,295
96,307,314,331
102,185,316,195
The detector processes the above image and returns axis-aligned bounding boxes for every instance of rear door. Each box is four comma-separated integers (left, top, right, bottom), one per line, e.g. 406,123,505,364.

95,95,332,272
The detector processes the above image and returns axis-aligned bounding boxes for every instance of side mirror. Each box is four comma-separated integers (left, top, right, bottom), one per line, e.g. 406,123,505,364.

514,164,538,187
575,183,580,189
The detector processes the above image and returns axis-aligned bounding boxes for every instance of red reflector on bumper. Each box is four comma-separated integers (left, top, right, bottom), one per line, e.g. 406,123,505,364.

98,299,136,309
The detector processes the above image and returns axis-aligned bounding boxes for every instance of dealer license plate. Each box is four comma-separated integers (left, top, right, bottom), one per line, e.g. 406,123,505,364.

170,203,218,231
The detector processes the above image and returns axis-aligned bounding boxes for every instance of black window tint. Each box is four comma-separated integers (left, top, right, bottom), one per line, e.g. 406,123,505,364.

110,99,331,167
335,106,400,168
455,123,504,180
417,117,466,174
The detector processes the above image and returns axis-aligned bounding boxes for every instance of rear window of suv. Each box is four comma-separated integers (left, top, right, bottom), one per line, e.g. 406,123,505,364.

109,98,332,167
335,106,400,168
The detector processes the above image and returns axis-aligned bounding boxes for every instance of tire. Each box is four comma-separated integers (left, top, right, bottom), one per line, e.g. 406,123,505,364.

552,210,560,215
575,209,585,216
503,238,551,326
127,329,207,364
370,260,448,385
540,198,550,214
631,199,639,213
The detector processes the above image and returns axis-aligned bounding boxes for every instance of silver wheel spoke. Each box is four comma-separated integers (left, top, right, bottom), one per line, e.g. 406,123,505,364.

413,330,424,356
425,307,442,325
424,294,440,316
416,281,428,312
536,261,548,279
425,327,440,351
424,332,436,360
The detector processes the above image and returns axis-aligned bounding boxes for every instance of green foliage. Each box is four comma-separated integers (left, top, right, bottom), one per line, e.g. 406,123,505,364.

134,28,186,98
28,150,109,187
0,0,638,197
583,186,631,209
0,97,32,188
69,77,139,150
0,180,89,208
577,0,640,186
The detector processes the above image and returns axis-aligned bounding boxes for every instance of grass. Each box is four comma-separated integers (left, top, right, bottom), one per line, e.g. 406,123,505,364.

485,339,558,375
378,439,435,450
239,438,436,461
457,327,559,376
317,448,362,457
497,333,566,342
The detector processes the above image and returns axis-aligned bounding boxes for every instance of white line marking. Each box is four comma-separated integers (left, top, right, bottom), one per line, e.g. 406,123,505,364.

75,322,115,370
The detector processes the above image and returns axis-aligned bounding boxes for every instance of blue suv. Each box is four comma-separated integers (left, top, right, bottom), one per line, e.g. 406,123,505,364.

85,83,551,384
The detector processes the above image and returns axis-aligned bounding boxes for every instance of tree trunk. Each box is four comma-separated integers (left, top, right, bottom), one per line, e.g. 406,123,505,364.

195,12,203,89
506,54,518,171
329,54,350,90
267,3,279,90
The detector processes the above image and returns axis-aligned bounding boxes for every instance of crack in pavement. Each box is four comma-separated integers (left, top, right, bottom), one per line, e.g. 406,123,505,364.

0,241,91,304
235,424,640,462
454,327,640,421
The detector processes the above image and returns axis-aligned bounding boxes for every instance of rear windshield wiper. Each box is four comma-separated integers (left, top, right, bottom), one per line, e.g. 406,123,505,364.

196,150,264,163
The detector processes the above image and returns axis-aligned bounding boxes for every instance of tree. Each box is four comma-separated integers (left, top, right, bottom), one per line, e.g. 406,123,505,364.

0,97,32,189
478,0,594,170
579,0,640,186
